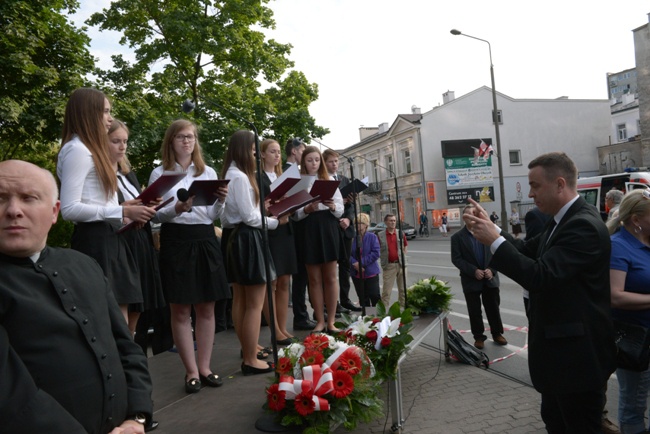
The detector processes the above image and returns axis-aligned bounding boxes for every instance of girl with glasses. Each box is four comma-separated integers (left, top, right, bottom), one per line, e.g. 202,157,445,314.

149,119,230,394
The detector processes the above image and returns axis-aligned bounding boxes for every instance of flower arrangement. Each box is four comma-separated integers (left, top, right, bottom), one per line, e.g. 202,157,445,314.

265,333,383,433
406,276,452,315
334,301,414,382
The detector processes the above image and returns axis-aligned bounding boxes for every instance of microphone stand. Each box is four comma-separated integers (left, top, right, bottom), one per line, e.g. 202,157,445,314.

310,137,366,317
341,153,408,310
182,98,279,368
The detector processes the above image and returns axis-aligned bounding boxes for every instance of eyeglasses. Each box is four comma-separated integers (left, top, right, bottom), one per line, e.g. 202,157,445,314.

175,134,196,142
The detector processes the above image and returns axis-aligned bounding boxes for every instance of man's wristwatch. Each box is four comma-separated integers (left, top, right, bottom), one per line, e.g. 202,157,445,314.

128,413,147,425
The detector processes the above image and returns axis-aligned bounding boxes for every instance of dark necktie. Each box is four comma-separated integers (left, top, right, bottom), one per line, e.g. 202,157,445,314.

540,219,557,254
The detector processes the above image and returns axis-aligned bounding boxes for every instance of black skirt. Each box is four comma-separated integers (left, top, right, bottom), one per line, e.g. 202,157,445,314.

295,210,342,265
71,220,142,305
159,223,230,304
268,223,297,276
222,225,276,285
119,223,166,311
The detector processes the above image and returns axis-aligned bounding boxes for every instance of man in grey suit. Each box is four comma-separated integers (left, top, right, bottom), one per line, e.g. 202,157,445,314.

451,203,507,349
466,152,616,433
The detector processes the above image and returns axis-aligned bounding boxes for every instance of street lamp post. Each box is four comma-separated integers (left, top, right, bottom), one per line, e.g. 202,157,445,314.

450,29,508,228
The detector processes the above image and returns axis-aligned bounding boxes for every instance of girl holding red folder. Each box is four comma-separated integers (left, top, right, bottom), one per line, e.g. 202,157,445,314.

259,139,297,345
221,131,288,376
149,119,230,393
293,146,344,333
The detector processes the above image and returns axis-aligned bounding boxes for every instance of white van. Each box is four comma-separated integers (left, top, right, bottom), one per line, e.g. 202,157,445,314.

577,172,650,219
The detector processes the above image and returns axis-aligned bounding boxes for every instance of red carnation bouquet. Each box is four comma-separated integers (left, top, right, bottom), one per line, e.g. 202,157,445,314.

265,332,383,433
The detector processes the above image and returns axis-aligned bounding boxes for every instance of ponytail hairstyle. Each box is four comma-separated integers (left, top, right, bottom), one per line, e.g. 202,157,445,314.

300,146,329,180
606,189,650,235
108,119,131,174
260,138,282,177
60,88,117,198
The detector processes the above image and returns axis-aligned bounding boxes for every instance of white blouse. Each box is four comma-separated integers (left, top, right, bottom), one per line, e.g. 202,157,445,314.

117,172,138,201
221,162,278,230
57,135,122,222
149,162,225,224
293,174,344,221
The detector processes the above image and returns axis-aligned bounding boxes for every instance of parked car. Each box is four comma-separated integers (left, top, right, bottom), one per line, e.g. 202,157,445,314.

368,222,416,239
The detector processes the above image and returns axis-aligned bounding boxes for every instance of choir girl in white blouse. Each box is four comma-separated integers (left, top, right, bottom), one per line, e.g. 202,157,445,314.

221,130,288,376
57,88,155,322
107,120,166,335
149,119,229,393
293,146,344,333
259,138,297,345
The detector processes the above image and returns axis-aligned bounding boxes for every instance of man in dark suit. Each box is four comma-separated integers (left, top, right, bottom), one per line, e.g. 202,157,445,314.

524,206,551,241
283,138,317,330
466,152,616,433
323,149,362,313
451,203,507,349
0,160,153,433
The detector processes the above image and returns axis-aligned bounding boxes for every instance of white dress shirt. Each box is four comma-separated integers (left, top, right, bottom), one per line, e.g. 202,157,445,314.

149,163,224,224
221,162,278,230
57,135,122,222
293,174,344,221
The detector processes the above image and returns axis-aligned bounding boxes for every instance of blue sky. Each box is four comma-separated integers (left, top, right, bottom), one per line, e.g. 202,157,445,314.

73,1,649,149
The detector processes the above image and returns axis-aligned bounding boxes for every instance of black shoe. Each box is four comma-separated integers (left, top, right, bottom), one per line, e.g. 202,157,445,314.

145,421,159,432
342,301,363,312
276,337,298,346
199,373,224,387
241,362,275,376
336,303,350,314
293,319,317,330
184,377,201,394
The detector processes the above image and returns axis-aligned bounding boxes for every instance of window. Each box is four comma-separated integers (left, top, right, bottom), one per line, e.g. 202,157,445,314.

617,124,627,142
509,150,521,165
403,150,412,174
371,160,379,182
385,154,394,176
492,109,503,124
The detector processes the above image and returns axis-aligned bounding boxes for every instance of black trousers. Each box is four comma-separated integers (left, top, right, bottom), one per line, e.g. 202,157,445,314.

351,275,380,307
463,286,504,341
338,236,352,305
291,262,310,325
540,388,605,434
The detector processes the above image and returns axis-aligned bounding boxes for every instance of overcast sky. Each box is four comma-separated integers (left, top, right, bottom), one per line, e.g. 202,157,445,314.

74,1,649,149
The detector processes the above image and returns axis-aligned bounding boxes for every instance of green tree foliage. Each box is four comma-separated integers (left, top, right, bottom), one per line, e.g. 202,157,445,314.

89,0,328,180
0,0,95,164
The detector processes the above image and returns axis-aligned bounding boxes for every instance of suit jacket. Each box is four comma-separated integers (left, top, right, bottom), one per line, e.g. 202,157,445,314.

523,207,550,241
490,196,616,394
336,174,356,239
0,247,153,433
451,226,500,293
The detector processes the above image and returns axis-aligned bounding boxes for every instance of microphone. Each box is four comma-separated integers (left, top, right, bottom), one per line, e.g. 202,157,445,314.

177,188,192,212
182,99,196,113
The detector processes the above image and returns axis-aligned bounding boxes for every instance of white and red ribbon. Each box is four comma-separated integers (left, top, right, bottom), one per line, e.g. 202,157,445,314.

278,344,356,412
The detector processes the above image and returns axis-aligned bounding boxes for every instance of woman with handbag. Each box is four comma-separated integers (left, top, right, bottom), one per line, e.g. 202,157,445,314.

606,188,650,434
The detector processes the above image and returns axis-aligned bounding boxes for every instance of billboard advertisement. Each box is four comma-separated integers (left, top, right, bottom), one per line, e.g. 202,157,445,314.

442,138,496,205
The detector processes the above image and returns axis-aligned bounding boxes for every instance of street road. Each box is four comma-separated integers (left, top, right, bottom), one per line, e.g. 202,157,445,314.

387,231,620,422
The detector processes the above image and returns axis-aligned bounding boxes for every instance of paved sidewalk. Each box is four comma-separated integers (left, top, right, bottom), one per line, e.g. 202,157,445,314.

347,346,545,434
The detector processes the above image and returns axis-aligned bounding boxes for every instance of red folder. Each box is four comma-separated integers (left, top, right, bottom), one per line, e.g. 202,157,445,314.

187,179,230,206
137,172,186,205
309,180,340,200
267,177,301,202
268,190,320,218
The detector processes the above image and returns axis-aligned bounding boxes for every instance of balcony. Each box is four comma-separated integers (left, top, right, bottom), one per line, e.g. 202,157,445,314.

365,181,382,195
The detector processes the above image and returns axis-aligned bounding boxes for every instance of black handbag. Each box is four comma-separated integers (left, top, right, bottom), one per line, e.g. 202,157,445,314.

613,320,650,372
